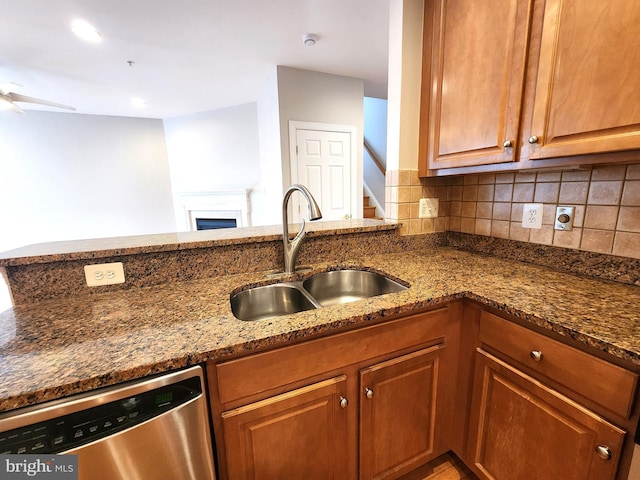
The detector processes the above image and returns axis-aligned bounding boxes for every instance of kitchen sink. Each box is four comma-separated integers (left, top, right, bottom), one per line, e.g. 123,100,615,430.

230,269,408,321
302,269,408,307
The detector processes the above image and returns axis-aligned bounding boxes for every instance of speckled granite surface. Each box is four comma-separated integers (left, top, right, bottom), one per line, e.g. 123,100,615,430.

0,245,639,413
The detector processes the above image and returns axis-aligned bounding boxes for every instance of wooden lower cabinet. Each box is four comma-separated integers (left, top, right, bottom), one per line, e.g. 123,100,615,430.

468,349,625,480
359,346,444,480
221,376,349,480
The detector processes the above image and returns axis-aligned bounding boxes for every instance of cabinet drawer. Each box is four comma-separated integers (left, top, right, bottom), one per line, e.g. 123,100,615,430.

216,308,449,405
479,311,638,418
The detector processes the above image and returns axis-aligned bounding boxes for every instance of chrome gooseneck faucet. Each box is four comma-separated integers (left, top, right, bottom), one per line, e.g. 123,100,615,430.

282,184,323,273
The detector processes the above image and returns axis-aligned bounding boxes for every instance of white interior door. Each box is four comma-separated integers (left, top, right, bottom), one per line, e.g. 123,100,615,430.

291,125,355,222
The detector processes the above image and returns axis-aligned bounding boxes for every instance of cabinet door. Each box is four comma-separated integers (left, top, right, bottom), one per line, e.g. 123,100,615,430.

425,0,532,169
359,345,445,480
468,350,625,480
529,0,640,159
222,376,349,480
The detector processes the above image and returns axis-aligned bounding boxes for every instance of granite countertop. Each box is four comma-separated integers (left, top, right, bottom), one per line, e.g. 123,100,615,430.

1,247,639,413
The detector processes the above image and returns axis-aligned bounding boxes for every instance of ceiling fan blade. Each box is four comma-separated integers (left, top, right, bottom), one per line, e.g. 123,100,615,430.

9,92,75,111
0,81,22,96
0,94,23,113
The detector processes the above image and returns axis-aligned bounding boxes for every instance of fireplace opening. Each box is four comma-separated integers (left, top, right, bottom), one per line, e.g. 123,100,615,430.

195,218,238,230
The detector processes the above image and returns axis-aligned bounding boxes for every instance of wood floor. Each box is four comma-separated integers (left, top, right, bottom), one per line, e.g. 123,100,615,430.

398,452,479,480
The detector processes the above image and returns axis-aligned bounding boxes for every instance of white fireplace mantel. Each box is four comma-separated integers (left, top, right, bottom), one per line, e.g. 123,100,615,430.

174,189,251,231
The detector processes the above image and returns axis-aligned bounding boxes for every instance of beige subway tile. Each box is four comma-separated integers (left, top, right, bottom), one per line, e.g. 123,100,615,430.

464,175,480,185
476,202,493,219
477,184,495,201
420,177,438,188
562,169,592,182
494,184,513,202
434,216,447,232
422,218,435,233
617,206,640,232
397,186,412,203
626,164,640,180
408,218,422,234
492,202,512,221
592,165,627,181
448,176,464,186
449,216,462,232
463,185,478,201
513,183,534,203
397,203,411,220
530,225,554,245
460,217,476,233
478,173,496,184
409,170,421,186
387,186,399,203
573,205,586,228
553,228,582,249
398,170,412,187
536,171,562,182
475,218,492,236
422,185,437,198
542,203,558,225
410,203,420,220
436,186,448,198
581,229,614,254
387,170,399,187
559,182,589,204
449,185,463,201
450,201,462,216
411,185,423,203
495,173,515,184
587,181,623,205
491,220,510,239
439,200,450,216
510,222,531,242
461,201,477,218
613,231,640,259
583,205,619,230
515,172,536,183
622,181,640,206
510,203,524,222
534,182,560,203
385,202,398,220
398,222,410,236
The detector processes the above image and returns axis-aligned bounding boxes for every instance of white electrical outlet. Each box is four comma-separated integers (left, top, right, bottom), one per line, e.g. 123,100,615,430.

521,203,543,229
419,198,439,218
84,262,125,287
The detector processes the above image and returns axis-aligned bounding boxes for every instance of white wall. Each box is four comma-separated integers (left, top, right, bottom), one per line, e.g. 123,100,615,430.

387,0,424,171
364,97,388,208
0,110,176,310
163,102,266,227
276,66,365,218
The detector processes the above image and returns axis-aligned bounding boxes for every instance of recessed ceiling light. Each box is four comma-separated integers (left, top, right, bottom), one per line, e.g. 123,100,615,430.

71,19,102,43
131,97,147,108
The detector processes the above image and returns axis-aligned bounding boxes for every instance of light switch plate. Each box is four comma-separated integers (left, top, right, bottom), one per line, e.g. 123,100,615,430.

522,203,543,229
419,198,439,218
84,262,125,287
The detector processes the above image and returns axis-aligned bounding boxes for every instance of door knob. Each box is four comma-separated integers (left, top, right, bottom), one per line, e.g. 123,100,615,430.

530,350,543,362
503,140,513,148
339,396,348,408
528,135,539,144
365,388,374,399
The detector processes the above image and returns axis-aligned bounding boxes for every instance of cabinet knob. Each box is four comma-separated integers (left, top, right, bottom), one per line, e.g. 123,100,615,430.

503,140,513,148
339,396,348,409
595,445,612,460
530,350,543,362
528,135,539,144
365,388,374,399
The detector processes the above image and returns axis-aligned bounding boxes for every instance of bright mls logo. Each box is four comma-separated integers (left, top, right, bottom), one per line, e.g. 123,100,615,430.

0,455,77,479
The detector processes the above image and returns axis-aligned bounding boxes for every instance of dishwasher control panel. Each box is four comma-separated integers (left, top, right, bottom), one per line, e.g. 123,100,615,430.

0,375,201,455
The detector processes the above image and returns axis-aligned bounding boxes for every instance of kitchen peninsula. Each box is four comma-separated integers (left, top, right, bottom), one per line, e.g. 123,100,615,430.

1,220,639,479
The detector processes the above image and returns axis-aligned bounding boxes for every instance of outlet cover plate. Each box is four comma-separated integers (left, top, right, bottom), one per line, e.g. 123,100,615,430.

522,203,543,229
84,262,125,287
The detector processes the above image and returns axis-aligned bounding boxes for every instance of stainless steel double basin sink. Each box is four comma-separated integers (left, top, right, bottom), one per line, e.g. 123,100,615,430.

231,269,409,321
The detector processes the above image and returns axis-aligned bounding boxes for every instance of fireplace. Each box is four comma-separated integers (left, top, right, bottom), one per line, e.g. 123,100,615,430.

174,190,250,231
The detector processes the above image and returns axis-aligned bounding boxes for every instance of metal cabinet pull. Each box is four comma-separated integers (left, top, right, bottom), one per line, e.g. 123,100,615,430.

503,140,513,148
528,135,539,144
530,350,543,362
595,445,612,460
365,388,374,399
339,396,348,409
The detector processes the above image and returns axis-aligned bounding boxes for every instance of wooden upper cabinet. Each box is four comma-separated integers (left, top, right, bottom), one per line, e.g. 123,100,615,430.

529,0,640,159
424,0,533,169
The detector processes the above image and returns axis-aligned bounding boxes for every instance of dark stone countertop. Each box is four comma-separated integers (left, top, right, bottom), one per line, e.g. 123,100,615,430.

0,247,639,413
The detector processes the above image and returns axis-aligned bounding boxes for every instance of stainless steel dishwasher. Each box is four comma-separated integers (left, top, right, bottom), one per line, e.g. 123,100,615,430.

0,365,216,479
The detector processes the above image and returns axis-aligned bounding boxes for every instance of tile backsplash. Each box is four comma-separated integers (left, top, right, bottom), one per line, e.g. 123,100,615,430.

386,164,640,259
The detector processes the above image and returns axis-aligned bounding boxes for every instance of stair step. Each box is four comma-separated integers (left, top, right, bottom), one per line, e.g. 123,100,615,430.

363,196,371,207
364,205,377,218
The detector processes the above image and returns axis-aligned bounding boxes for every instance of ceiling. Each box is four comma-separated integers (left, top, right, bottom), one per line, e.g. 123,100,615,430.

0,0,390,119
